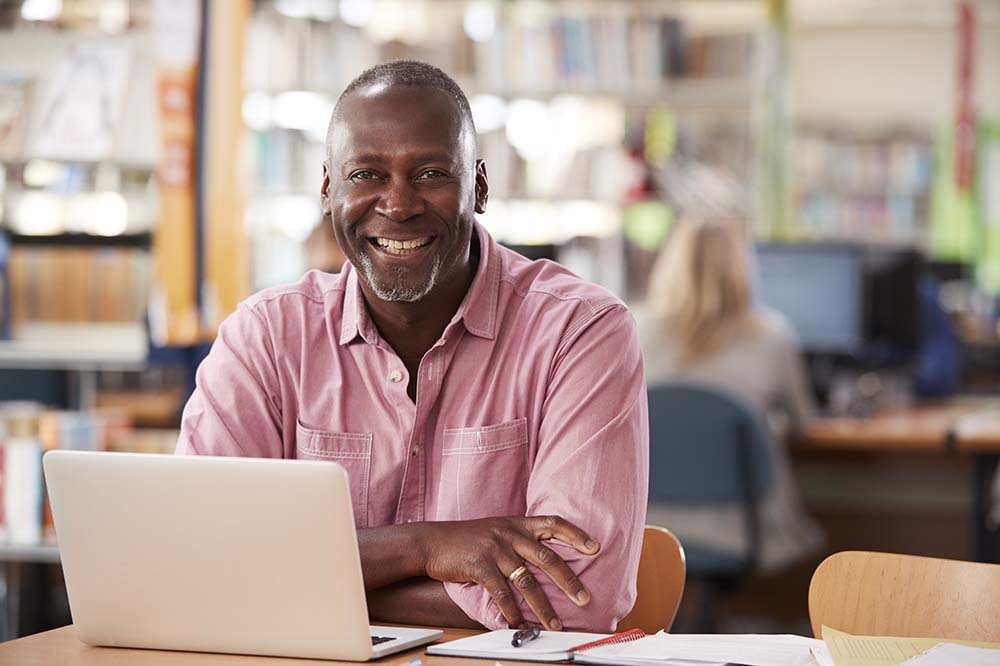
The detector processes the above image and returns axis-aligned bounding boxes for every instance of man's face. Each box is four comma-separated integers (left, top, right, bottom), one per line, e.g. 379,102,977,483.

322,84,485,304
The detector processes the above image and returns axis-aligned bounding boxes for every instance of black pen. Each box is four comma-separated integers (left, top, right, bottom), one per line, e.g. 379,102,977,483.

511,625,541,647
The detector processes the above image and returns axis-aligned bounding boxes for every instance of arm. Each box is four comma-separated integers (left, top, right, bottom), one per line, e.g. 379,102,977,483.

442,305,649,632
176,304,285,457
367,578,482,629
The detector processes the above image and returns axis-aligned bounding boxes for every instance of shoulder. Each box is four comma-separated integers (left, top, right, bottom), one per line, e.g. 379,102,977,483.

241,270,345,317
497,245,626,321
754,307,802,350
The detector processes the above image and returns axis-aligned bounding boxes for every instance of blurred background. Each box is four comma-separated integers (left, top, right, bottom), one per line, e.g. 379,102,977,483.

0,0,998,641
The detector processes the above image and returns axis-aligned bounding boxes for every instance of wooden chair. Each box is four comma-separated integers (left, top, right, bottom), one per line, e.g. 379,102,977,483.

617,525,686,634
808,550,1000,642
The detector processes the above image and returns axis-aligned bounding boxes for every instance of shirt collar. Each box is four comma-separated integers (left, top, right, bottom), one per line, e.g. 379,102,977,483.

337,220,501,346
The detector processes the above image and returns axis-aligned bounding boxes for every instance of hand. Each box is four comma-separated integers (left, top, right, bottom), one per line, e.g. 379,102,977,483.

417,515,600,631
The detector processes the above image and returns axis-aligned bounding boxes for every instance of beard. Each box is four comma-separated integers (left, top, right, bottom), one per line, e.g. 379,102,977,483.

355,250,443,303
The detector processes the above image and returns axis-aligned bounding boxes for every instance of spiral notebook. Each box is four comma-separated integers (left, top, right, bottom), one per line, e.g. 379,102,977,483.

425,628,722,665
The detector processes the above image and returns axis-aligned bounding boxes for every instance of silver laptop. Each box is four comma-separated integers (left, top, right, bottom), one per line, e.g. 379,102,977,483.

43,450,442,660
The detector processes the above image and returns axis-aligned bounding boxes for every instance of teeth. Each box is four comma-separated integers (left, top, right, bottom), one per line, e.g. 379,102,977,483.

374,237,431,253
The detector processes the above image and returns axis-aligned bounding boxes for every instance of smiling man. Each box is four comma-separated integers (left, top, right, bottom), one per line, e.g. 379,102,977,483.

176,61,648,632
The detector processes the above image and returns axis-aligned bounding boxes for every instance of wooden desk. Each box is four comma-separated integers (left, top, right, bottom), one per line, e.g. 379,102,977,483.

792,403,1000,563
0,626,502,666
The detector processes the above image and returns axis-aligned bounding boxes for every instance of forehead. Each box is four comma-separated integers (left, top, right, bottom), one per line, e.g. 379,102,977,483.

330,84,470,162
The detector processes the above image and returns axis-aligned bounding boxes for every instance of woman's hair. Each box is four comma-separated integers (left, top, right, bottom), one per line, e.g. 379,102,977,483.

647,218,761,368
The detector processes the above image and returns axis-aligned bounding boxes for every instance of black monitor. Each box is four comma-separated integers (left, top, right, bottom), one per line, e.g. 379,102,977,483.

861,247,924,364
754,243,864,354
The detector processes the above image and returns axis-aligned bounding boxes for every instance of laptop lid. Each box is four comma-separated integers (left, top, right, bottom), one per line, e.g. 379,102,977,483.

44,451,375,661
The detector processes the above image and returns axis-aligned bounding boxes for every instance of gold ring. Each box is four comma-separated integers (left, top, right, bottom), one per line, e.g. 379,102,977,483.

507,565,528,583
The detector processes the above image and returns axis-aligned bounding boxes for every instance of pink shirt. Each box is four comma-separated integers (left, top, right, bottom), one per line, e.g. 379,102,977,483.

176,223,648,631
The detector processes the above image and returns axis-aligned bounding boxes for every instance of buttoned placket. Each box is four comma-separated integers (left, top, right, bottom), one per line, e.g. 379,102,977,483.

392,328,464,525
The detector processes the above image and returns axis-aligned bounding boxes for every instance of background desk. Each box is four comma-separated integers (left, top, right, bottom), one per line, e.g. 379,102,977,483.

791,404,1000,563
0,626,494,666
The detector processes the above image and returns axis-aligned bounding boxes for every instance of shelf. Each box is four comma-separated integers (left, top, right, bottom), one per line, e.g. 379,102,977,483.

0,542,60,564
248,78,753,111
0,322,148,371
5,232,152,249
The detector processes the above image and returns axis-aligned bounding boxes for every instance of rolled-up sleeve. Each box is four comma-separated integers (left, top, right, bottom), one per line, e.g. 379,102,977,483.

444,304,649,631
175,303,284,458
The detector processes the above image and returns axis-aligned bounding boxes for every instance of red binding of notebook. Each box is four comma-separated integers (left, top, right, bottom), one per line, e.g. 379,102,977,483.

569,628,646,653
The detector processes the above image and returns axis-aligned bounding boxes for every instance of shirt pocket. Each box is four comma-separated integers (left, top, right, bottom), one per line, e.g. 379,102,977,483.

440,417,529,521
295,420,372,528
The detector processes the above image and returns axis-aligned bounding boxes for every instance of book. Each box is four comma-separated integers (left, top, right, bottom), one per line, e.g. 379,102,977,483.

426,628,721,665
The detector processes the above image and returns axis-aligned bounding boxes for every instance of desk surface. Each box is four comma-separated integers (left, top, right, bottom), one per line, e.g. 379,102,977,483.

0,626,505,666
793,405,968,452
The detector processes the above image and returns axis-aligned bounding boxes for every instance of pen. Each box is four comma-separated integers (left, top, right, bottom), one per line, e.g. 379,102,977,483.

511,625,541,647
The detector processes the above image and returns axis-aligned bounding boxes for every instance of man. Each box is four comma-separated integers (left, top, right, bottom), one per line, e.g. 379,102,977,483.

176,61,648,632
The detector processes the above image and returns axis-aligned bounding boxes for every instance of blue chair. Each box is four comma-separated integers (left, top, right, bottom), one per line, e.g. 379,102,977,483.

647,382,777,629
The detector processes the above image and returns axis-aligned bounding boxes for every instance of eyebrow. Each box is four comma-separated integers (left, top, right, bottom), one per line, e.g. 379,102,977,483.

343,152,457,166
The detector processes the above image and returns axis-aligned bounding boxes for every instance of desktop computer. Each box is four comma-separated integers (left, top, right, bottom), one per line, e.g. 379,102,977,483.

754,243,925,414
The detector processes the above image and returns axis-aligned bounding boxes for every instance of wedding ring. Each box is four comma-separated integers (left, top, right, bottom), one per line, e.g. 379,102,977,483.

507,565,528,583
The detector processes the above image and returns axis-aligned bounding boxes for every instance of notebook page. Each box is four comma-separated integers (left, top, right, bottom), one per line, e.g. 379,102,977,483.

578,632,824,666
903,643,1000,666
426,629,608,661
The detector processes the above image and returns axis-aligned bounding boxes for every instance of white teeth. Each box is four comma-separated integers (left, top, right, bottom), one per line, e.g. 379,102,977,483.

374,237,431,253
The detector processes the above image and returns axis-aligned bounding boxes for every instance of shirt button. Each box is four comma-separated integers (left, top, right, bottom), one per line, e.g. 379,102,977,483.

411,445,420,457
389,369,403,383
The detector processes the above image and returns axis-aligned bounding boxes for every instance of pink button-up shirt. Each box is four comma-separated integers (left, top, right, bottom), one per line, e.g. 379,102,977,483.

176,223,648,631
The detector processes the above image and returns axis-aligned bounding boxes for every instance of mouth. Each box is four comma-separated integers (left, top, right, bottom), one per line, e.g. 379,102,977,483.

368,236,434,257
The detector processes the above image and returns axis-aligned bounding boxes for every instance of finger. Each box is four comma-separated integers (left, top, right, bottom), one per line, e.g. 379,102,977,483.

477,567,526,630
502,559,563,632
524,515,600,554
512,535,591,607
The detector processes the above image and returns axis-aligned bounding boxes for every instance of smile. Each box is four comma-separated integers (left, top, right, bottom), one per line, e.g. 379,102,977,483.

370,236,433,256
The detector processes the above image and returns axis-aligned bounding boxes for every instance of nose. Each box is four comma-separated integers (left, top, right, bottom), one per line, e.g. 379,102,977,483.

375,177,424,222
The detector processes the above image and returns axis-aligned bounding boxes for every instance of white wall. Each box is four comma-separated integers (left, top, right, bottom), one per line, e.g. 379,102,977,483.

791,24,1000,129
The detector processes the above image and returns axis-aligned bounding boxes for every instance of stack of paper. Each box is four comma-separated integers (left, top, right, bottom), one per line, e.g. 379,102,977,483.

821,626,1000,666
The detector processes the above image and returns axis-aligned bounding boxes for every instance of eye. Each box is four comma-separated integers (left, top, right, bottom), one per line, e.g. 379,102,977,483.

349,170,381,182
416,169,449,181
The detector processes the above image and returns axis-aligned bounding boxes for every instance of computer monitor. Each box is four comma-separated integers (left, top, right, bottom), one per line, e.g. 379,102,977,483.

753,243,864,354
862,247,924,363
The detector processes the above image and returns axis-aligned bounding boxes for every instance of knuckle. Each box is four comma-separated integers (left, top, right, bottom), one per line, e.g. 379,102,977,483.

543,515,559,528
536,546,560,566
492,586,513,603
514,573,538,590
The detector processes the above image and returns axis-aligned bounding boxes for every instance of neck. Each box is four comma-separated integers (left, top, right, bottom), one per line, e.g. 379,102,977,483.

361,247,478,364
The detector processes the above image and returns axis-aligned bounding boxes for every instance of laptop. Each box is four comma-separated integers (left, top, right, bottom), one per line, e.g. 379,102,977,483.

43,450,443,660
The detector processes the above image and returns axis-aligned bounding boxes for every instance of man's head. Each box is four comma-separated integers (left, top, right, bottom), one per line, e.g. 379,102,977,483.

322,61,487,305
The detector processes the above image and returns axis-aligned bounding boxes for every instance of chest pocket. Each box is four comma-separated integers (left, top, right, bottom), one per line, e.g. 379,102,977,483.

295,420,372,528
439,417,529,521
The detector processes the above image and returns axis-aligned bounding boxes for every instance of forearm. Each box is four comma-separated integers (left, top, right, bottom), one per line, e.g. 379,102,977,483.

357,523,429,590
367,578,482,629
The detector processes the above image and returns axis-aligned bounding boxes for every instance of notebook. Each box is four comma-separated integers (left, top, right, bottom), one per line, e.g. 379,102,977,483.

43,451,442,661
425,629,723,665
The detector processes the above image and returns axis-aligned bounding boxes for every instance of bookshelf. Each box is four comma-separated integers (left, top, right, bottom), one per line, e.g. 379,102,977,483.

241,1,765,296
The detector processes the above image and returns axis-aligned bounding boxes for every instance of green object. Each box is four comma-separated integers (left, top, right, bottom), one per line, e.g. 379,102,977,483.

976,120,1000,295
929,124,981,263
645,109,677,168
623,201,673,251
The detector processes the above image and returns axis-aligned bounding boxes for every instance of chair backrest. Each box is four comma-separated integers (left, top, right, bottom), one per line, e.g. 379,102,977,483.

617,525,686,634
647,382,775,504
809,550,1000,641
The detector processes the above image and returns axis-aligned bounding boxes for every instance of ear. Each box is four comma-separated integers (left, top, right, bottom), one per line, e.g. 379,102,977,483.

474,159,489,214
321,161,332,216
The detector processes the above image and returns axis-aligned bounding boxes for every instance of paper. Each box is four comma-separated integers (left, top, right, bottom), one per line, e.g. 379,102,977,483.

577,632,823,666
822,626,1000,666
426,629,608,662
903,643,1000,666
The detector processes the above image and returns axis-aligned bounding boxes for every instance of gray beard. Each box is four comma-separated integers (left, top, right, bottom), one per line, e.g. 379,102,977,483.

356,251,442,303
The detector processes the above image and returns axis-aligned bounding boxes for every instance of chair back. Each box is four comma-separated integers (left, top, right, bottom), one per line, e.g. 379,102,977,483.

809,550,1000,641
647,382,775,505
617,525,686,634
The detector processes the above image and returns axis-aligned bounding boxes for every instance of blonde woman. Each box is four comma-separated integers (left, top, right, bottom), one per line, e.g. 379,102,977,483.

639,218,824,574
